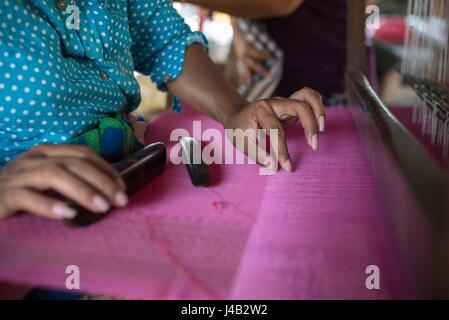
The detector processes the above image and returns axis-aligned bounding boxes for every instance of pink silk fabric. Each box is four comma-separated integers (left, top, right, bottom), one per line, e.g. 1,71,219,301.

0,106,413,299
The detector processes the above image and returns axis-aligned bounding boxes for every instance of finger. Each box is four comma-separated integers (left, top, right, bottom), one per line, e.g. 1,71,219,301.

237,60,252,86
296,101,320,151
227,124,273,170
290,88,326,132
9,165,114,214
246,47,272,61
253,128,279,173
61,158,128,207
271,99,320,151
2,156,126,199
28,144,124,186
253,101,292,172
244,57,270,77
0,188,77,220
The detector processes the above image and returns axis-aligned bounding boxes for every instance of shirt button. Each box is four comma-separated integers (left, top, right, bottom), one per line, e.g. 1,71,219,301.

99,71,110,81
56,0,68,10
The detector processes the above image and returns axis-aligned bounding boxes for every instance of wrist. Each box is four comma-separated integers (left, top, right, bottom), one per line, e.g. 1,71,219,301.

220,98,249,128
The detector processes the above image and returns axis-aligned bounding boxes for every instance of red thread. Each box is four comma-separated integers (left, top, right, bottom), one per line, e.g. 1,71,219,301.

146,221,217,299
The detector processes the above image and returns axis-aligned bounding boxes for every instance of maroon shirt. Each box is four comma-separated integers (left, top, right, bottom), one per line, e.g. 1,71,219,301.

264,0,347,98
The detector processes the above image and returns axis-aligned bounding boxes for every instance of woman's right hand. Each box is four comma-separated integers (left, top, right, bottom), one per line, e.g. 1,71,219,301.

0,144,128,220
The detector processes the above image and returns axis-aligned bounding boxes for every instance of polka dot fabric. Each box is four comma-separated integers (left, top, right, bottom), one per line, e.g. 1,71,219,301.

0,0,207,165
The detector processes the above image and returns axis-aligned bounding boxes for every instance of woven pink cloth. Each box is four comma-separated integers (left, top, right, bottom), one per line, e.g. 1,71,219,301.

0,107,412,299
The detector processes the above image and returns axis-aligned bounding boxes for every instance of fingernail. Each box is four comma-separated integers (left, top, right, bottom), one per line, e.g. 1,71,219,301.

260,157,270,167
283,159,293,172
319,116,325,133
115,191,129,207
307,135,312,147
264,158,277,173
92,195,110,213
52,204,77,219
311,134,319,151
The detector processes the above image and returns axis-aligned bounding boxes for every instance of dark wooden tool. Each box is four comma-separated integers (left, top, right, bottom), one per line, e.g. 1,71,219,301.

65,142,166,227
179,137,210,187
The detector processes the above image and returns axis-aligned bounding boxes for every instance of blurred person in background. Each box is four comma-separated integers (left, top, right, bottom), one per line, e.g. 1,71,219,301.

180,0,348,105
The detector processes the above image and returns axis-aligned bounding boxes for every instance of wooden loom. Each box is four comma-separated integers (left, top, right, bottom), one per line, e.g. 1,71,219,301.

347,0,449,298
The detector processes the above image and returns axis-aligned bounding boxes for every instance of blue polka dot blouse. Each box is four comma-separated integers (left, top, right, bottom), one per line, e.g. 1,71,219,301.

0,0,207,165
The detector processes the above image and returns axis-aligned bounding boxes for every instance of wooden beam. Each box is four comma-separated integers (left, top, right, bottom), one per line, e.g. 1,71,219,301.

346,1,368,103
347,1,367,73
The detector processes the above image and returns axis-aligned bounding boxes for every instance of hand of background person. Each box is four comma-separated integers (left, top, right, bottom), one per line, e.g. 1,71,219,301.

232,23,272,87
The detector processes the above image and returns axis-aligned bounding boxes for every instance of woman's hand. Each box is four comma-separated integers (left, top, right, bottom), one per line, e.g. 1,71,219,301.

167,45,325,173
0,145,128,220
224,88,325,172
232,24,272,86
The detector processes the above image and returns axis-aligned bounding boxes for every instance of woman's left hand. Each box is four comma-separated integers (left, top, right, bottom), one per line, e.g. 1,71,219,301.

223,87,325,173
168,45,325,173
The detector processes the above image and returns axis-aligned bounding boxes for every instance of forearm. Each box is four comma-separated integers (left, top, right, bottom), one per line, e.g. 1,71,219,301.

179,0,304,19
167,44,248,125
